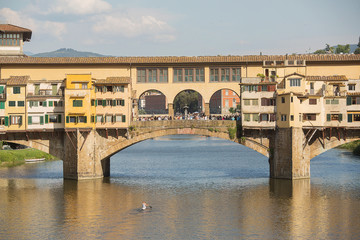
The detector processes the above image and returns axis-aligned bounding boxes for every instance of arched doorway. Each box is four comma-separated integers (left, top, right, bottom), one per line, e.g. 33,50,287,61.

209,89,240,115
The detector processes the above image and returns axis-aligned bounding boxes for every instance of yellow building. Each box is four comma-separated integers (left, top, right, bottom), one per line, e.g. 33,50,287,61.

93,77,131,129
64,74,95,129
5,76,29,131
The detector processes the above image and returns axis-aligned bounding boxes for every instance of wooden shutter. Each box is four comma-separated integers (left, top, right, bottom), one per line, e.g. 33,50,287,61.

4,116,8,126
348,114,353,123
58,114,62,123
327,114,331,121
347,97,352,106
122,115,126,122
66,116,69,123
45,115,48,124
28,116,32,125
40,116,44,125
339,114,343,121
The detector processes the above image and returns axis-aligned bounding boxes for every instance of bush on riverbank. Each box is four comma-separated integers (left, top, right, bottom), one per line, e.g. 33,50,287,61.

338,140,360,156
0,148,57,167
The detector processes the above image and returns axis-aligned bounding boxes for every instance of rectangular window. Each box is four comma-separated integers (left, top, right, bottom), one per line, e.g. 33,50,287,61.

303,114,316,121
17,101,24,107
10,115,22,125
244,99,250,106
281,97,285,103
159,69,168,82
348,84,356,91
261,85,267,91
49,115,59,123
13,87,20,94
289,78,301,87
184,69,193,82
244,114,250,122
309,99,317,105
173,69,183,82
116,115,122,122
148,69,157,83
137,69,146,83
96,115,103,123
260,114,269,122
211,67,240,82
252,114,259,122
232,68,241,82
78,116,87,123
106,115,112,123
327,114,342,121
9,101,16,107
69,116,77,123
195,69,205,82
221,68,230,82
73,100,83,107
252,99,258,106
353,114,360,121
210,68,219,82
281,114,287,121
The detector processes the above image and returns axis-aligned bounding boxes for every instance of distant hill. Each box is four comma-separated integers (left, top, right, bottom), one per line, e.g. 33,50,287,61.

30,48,107,57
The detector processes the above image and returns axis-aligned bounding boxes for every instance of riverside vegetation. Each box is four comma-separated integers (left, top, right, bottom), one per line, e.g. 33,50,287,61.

0,142,57,167
338,140,360,156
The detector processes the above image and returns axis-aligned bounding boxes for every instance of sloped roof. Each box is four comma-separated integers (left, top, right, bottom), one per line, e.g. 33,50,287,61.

284,72,306,78
0,24,32,41
0,54,359,65
307,75,348,81
6,76,30,85
95,77,131,84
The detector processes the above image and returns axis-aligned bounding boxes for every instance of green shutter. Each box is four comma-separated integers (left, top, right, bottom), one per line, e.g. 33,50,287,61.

327,114,331,121
58,114,62,123
102,99,106,107
0,101,4,109
5,116,9,126
113,100,116,106
19,117,22,125
347,97,352,106
95,116,97,123
121,100,125,106
66,116,69,123
45,114,49,123
28,116,32,125
84,116,87,123
40,116,44,125
43,101,47,107
49,101,53,107
122,115,126,122
95,100,98,106
339,114,343,121
0,86,4,94
91,115,94,123
348,114,353,123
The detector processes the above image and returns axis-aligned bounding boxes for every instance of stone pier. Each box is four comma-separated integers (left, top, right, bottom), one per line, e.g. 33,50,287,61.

270,127,310,179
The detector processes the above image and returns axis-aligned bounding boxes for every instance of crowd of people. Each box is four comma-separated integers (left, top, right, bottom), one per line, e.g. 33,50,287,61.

135,113,240,121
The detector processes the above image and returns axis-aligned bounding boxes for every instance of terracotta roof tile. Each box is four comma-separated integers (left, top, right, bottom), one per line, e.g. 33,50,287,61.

0,24,32,41
6,76,30,85
95,77,131,84
347,92,360,96
307,75,348,81
0,54,359,65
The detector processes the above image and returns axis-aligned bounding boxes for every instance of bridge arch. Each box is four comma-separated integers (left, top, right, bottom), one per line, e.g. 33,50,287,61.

96,120,270,161
138,89,168,115
173,89,204,115
209,88,240,115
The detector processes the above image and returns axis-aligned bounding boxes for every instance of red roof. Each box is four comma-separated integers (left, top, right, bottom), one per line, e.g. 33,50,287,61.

0,24,32,41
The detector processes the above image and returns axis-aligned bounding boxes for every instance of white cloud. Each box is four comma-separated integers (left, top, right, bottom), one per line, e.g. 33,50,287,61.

51,0,112,15
0,8,67,40
93,14,176,42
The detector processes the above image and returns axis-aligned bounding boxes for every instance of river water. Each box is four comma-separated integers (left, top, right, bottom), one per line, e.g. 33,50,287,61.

0,135,359,240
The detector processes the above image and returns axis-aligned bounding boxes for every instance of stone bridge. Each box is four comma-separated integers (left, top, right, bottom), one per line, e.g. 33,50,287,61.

2,121,360,180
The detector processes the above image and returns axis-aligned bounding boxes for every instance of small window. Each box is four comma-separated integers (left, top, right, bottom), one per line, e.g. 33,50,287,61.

348,84,355,91
17,101,25,107
281,97,285,103
309,99,317,105
281,114,287,121
9,101,16,107
13,87,20,94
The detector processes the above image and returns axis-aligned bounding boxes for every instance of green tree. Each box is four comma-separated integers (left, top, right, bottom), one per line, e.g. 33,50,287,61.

354,48,360,54
229,107,236,114
358,36,360,48
174,90,201,114
314,49,326,54
335,44,350,54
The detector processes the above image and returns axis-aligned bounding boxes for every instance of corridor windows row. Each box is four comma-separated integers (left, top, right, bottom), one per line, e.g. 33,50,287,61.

0,115,23,126
243,98,276,106
173,68,204,82
243,113,276,122
93,115,126,123
8,101,24,107
241,85,276,92
91,99,125,107
137,68,168,83
210,68,241,82
28,115,62,125
95,85,125,93
29,100,63,107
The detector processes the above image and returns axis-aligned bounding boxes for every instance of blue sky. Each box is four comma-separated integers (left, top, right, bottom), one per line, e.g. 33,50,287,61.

0,0,359,56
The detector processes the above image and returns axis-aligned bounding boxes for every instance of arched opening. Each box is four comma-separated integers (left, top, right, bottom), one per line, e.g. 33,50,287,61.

209,89,240,115
173,90,204,118
138,90,168,116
